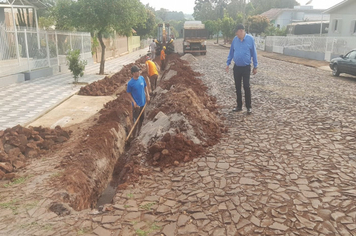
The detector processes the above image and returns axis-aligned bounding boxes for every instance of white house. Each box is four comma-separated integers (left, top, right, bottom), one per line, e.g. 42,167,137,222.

261,5,330,29
323,0,356,37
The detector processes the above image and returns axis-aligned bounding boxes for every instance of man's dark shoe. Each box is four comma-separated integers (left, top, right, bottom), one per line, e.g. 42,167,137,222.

247,108,252,114
232,107,242,112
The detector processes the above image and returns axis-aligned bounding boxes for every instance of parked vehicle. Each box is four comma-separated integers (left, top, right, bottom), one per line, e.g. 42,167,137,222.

182,21,207,55
329,49,356,76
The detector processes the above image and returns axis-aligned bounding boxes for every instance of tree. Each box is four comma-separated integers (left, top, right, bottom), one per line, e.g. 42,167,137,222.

204,19,222,43
246,15,269,34
134,9,156,39
193,0,217,21
156,8,169,21
250,0,299,14
262,24,287,36
220,14,235,42
53,0,146,75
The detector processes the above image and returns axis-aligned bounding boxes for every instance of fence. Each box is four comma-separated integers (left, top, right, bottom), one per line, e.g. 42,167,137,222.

92,35,150,63
256,35,356,61
128,36,141,53
92,34,128,63
0,26,92,78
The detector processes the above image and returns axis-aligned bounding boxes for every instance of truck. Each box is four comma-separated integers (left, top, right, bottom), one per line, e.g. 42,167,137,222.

182,21,208,55
154,23,175,55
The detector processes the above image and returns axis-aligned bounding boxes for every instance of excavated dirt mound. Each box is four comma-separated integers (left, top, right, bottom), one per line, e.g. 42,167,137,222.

123,53,225,171
78,64,132,96
0,125,71,180
78,56,151,96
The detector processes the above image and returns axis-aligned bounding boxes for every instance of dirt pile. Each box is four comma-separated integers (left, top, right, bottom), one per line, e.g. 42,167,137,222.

126,53,225,168
0,125,71,180
78,56,150,96
78,64,132,96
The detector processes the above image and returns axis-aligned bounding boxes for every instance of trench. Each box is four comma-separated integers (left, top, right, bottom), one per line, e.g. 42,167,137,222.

53,52,223,212
95,144,133,208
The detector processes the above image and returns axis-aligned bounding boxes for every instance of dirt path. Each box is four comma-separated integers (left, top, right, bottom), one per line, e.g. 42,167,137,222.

1,44,356,236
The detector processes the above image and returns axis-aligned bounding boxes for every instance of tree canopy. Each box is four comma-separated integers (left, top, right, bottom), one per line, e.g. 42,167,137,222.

52,0,146,74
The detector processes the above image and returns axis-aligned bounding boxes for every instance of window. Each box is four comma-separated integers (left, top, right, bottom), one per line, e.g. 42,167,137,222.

345,51,356,59
333,19,342,33
352,20,356,35
334,20,338,31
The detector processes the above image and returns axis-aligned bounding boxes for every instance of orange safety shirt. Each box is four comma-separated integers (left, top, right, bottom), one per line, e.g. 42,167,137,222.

160,49,166,60
145,60,158,77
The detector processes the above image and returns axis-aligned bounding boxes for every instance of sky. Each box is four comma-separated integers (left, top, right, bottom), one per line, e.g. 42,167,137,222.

139,0,345,14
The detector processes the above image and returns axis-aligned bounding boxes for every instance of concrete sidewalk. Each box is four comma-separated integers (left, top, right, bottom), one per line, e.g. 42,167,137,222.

0,48,149,130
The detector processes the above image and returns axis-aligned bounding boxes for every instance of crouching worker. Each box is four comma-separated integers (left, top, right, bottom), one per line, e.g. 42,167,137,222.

127,65,150,136
145,56,159,94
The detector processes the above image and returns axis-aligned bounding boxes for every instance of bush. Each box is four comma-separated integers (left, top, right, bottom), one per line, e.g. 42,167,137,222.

66,49,87,83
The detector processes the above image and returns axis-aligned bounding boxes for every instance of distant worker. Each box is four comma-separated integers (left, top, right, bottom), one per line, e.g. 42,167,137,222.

160,46,166,71
149,40,156,59
145,56,159,94
127,65,150,136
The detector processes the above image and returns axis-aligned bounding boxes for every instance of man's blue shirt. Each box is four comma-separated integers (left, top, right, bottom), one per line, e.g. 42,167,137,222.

127,76,146,107
226,34,258,68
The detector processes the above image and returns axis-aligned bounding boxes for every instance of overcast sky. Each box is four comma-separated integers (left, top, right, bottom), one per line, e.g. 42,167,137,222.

139,0,345,14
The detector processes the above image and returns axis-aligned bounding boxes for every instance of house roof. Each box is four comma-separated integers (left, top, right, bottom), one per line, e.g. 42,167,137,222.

323,0,351,14
0,0,49,9
260,8,289,21
261,8,326,21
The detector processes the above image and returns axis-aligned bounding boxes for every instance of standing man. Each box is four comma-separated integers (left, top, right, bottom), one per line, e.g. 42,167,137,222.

149,40,156,59
145,56,159,94
226,24,258,114
127,65,150,136
160,46,166,71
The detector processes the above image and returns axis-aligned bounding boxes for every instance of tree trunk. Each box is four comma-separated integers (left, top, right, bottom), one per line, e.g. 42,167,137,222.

98,31,106,75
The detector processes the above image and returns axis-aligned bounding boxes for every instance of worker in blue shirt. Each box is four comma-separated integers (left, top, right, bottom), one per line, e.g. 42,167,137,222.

127,65,150,136
226,24,258,114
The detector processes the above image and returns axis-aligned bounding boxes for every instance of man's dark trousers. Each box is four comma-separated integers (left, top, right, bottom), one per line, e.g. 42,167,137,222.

233,64,251,109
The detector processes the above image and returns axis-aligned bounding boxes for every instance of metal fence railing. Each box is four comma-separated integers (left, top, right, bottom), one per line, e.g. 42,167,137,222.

256,35,356,61
0,26,92,78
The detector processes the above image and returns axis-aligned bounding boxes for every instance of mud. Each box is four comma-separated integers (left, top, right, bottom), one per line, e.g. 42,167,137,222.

0,125,71,180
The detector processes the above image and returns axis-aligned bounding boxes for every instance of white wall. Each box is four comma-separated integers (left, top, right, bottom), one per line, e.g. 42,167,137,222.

328,1,356,37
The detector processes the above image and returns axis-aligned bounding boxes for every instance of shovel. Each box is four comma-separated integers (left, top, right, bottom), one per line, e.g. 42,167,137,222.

125,103,147,142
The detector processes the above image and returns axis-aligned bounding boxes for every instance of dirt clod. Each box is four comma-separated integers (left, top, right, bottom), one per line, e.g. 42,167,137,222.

0,125,71,178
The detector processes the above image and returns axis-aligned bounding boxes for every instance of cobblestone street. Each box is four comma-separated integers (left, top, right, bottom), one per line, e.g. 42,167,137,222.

1,44,356,235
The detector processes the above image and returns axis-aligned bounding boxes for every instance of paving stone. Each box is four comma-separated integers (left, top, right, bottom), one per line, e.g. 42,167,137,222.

331,211,345,221
213,227,226,235
239,177,260,185
236,219,251,229
250,216,261,226
101,216,120,224
192,212,208,220
217,162,229,169
177,215,190,227
124,212,141,221
93,226,111,236
177,224,198,234
162,223,176,236
269,222,289,231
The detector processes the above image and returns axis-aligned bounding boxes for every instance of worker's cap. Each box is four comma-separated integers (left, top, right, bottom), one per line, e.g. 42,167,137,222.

235,24,245,32
163,46,166,49
131,65,140,73
146,55,150,60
